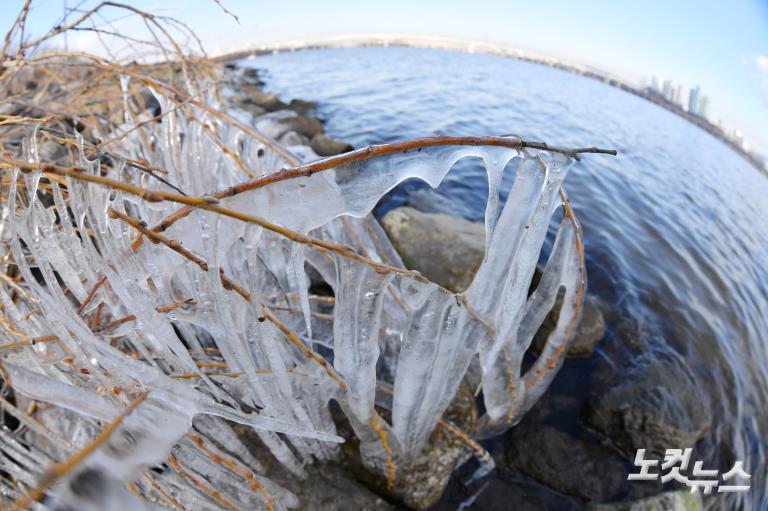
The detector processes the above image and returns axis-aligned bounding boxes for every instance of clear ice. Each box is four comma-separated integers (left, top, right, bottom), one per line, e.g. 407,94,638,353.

0,85,586,509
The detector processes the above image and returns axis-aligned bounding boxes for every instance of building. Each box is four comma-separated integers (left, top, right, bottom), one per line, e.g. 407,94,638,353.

699,96,710,119
688,86,700,114
662,79,673,101
675,84,685,108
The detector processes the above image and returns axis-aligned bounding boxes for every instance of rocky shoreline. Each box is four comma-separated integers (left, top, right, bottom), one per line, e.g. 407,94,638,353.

224,62,707,511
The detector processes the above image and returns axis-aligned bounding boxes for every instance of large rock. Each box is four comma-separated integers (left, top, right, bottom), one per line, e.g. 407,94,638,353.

287,98,318,114
278,130,311,147
278,114,324,138
531,294,605,358
505,425,626,502
343,387,477,510
241,66,263,83
381,206,606,358
405,188,456,216
236,425,393,511
309,133,353,156
586,490,702,511
254,111,324,141
288,464,394,511
381,207,483,293
311,134,353,156
234,83,288,112
581,361,711,458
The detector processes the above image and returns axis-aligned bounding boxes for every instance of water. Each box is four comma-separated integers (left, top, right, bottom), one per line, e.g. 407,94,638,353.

248,47,768,509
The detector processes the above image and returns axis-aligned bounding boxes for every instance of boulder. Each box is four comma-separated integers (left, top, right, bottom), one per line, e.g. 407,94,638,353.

239,102,266,118
581,361,711,458
505,425,625,502
381,207,606,357
279,114,324,138
341,384,477,510
288,463,394,511
236,425,393,511
254,111,323,141
405,188,456,216
531,294,605,358
381,206,483,293
241,66,263,83
235,83,288,112
586,490,702,511
278,130,310,147
311,134,353,156
288,98,318,113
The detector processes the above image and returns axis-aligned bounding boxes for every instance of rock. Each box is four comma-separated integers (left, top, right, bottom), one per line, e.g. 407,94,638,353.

435,472,584,511
581,360,711,458
288,463,395,511
405,188,456,216
311,134,353,156
586,490,703,511
505,425,625,502
235,425,394,511
380,207,606,355
240,102,267,117
341,383,477,510
531,293,606,358
236,83,288,112
279,130,311,147
279,114,324,138
254,111,323,140
288,98,318,113
381,206,484,293
241,66,262,83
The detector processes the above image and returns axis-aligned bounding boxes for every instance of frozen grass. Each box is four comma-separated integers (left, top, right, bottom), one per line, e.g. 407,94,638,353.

0,3,615,509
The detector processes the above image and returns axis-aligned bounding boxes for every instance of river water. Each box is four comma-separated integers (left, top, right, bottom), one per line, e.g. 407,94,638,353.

248,47,768,510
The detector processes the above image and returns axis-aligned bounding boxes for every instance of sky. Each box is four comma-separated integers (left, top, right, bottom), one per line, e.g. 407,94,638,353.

4,0,768,153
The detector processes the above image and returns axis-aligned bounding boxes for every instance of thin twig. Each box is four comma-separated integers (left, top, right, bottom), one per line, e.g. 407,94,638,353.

145,135,616,237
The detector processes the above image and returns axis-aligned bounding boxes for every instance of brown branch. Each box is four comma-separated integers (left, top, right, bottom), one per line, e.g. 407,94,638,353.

0,156,420,279
0,0,31,61
0,334,58,351
145,135,616,238
76,275,107,315
167,456,239,511
188,433,275,511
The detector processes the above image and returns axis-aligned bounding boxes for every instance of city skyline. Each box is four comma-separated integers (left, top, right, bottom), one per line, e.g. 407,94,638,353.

3,0,767,154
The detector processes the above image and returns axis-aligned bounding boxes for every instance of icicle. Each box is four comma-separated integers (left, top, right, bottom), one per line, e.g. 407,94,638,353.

332,256,394,423
2,83,593,510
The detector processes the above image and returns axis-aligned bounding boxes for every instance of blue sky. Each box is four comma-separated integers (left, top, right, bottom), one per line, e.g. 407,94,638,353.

4,0,768,152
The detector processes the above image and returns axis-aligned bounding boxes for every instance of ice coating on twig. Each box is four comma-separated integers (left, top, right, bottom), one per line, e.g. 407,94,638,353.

0,82,590,507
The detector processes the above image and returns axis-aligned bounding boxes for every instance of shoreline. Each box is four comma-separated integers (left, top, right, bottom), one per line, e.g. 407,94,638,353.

222,65,712,510
214,40,766,174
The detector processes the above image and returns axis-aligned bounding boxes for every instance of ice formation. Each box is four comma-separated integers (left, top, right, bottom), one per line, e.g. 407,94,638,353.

0,80,590,509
